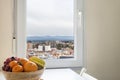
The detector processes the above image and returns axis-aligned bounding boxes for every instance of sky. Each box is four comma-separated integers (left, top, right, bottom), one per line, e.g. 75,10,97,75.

26,0,74,36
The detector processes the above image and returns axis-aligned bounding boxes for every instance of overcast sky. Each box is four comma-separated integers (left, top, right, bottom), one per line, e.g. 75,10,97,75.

26,0,74,36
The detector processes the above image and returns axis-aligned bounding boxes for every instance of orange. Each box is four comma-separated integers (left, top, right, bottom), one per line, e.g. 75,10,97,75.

12,65,23,72
19,58,29,65
9,61,18,68
23,61,38,72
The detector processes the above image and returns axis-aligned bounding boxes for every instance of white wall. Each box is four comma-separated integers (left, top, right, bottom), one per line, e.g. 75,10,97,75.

0,0,13,69
85,0,120,80
0,0,120,80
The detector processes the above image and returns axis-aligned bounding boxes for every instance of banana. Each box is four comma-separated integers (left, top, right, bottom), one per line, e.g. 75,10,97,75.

29,56,45,68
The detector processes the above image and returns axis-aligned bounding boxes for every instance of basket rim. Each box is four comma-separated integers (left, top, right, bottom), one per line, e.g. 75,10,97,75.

2,68,45,74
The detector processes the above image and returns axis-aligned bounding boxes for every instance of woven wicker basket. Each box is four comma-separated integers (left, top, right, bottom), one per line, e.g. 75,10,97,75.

2,68,45,80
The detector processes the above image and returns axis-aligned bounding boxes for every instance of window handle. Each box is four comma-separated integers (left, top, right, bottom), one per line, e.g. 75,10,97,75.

78,11,82,27
12,36,16,56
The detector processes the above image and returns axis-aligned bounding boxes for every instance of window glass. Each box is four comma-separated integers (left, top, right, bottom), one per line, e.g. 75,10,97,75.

26,0,74,59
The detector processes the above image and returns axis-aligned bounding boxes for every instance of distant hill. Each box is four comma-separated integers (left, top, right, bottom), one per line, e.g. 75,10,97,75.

27,36,74,41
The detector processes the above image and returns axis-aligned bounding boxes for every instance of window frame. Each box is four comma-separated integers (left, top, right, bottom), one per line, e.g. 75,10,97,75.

14,0,84,68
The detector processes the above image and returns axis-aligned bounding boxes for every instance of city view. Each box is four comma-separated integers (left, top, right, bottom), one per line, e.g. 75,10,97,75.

27,36,74,59
26,0,74,59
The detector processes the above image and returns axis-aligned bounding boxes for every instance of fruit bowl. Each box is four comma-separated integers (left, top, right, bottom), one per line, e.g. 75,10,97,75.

2,68,45,80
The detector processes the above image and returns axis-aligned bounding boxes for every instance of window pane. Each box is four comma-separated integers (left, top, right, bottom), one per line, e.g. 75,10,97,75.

26,0,74,59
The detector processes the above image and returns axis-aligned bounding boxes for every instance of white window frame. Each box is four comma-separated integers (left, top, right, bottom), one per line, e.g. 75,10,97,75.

14,0,84,68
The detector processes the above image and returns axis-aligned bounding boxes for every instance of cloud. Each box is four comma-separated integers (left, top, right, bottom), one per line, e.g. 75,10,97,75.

27,0,74,36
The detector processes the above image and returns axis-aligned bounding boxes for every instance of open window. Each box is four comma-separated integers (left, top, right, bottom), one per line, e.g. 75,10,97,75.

13,0,84,68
